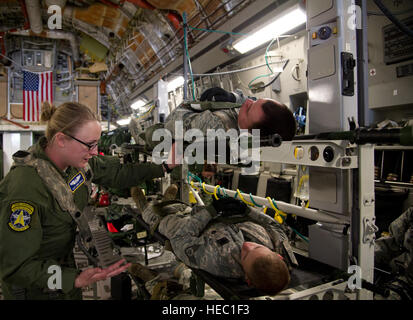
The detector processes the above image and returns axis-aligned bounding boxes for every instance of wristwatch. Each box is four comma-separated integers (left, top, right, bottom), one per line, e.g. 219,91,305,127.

162,161,173,173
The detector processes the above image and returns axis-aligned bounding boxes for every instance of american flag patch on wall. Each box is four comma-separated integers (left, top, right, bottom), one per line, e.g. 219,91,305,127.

23,71,53,122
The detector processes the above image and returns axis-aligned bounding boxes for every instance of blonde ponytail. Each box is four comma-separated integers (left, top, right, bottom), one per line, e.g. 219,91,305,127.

42,102,98,143
40,101,57,123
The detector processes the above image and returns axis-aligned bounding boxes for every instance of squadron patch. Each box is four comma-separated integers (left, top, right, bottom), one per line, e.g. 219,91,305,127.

8,202,35,232
68,171,85,192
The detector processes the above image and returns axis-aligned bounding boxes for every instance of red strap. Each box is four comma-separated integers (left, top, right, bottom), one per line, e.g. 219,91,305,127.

107,222,119,233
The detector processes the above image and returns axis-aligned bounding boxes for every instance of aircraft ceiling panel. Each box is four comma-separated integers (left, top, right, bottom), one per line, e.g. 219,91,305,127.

0,0,277,120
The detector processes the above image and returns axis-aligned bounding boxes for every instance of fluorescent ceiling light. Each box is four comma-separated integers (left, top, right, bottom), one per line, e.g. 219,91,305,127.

131,99,147,110
233,5,306,54
167,76,184,92
116,117,131,126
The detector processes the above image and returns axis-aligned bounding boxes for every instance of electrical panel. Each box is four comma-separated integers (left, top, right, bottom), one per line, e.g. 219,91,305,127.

54,52,73,101
22,50,52,68
306,0,334,20
306,0,358,134
309,167,351,215
306,0,357,218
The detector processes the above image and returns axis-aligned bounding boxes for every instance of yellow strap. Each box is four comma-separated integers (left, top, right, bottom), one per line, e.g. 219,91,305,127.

296,174,309,193
237,189,255,206
188,191,197,204
266,197,286,224
274,214,284,224
202,182,214,195
213,185,221,200
190,180,200,191
266,197,277,211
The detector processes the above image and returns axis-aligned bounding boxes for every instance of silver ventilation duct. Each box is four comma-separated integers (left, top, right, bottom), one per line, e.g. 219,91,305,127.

25,0,43,34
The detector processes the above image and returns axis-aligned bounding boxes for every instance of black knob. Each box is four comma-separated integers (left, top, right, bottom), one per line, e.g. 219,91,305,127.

309,146,319,161
318,26,332,40
323,146,335,162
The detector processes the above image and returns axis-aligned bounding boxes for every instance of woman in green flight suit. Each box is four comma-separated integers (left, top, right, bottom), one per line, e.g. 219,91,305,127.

0,101,176,300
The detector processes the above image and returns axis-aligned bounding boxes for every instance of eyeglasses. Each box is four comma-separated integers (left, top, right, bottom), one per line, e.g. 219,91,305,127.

65,133,98,151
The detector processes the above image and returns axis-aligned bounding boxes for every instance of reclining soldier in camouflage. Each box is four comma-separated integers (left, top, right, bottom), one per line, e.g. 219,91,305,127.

135,186,292,296
129,87,297,205
129,87,297,151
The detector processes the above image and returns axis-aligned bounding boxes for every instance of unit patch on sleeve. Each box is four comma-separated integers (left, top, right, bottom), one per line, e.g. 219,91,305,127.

68,171,85,192
8,202,35,232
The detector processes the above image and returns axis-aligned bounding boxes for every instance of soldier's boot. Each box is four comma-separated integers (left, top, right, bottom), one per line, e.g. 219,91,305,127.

131,187,147,213
128,263,158,282
162,184,179,201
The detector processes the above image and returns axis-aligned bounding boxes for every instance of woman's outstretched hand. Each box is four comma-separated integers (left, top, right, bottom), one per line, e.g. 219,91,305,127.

74,259,131,288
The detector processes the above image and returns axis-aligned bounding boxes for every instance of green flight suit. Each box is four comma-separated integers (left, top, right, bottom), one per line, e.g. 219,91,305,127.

0,137,164,300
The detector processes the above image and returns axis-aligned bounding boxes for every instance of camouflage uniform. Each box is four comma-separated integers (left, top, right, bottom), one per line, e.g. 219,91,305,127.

375,206,413,286
133,101,242,203
142,201,288,279
0,137,165,300
131,101,242,151
164,101,241,138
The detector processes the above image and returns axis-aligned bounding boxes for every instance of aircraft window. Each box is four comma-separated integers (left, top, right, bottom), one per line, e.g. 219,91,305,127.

24,51,33,66
35,52,42,66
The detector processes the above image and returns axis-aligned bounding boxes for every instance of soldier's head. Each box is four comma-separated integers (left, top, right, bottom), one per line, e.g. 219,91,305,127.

40,101,101,170
237,99,296,141
241,242,290,295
